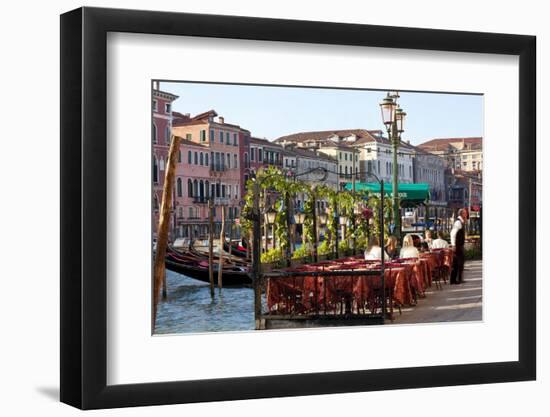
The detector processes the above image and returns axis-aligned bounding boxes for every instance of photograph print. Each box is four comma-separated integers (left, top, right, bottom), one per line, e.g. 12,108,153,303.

151,81,483,335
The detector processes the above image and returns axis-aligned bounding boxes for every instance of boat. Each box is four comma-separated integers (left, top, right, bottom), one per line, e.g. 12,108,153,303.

223,240,248,258
165,253,252,286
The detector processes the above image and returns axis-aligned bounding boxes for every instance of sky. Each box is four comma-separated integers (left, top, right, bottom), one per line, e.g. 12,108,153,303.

160,81,483,145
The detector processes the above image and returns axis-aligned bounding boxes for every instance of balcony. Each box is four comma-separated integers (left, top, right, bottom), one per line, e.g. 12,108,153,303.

214,197,230,205
193,196,209,204
177,216,205,225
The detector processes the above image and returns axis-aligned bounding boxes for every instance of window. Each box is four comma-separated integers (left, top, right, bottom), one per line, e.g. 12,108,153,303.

165,126,170,145
339,165,342,174
251,148,255,161
153,157,158,183
193,180,198,197
339,152,342,160
258,149,263,162
205,181,210,197
176,178,183,197
234,154,238,169
199,180,204,198
187,150,192,164
211,183,215,198
178,150,181,163
215,183,220,198
186,133,192,141
244,152,249,168
233,133,237,145
234,208,238,218
219,131,224,143
377,160,381,173
205,153,209,166
345,166,348,175
165,103,171,113
226,132,230,144
189,207,193,218
152,124,157,143
159,156,165,171
220,153,225,170
153,100,158,112
187,179,193,197
200,130,206,142
228,185,232,199
228,207,233,219
221,184,226,198
227,153,231,169
199,152,204,165
215,152,220,170
345,153,348,161
367,161,372,173
194,152,198,165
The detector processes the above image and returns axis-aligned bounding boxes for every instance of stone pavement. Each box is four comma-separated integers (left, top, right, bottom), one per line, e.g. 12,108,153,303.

391,259,482,324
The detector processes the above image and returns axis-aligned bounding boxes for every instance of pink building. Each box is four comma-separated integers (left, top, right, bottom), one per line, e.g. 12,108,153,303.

173,139,212,239
172,110,245,233
152,83,178,237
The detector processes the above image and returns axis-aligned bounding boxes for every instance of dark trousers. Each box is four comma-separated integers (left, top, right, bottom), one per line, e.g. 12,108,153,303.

451,248,465,284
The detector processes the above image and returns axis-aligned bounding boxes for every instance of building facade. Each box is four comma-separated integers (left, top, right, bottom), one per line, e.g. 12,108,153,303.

173,139,211,239
152,84,179,237
411,147,447,207
172,110,245,233
275,128,415,186
418,137,483,172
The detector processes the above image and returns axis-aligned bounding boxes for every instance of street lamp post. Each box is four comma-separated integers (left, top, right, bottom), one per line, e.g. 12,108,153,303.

380,92,406,243
265,207,277,250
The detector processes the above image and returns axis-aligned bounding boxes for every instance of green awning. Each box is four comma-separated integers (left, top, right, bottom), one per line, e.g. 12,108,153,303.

344,182,431,203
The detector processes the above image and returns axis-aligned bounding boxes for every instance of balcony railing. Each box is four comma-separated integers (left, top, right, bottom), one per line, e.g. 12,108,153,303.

193,196,209,204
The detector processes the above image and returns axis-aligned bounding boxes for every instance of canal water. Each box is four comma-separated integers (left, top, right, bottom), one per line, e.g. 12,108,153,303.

154,269,257,334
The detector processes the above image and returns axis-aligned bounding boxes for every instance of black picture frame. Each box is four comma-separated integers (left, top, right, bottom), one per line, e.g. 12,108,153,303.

60,6,536,410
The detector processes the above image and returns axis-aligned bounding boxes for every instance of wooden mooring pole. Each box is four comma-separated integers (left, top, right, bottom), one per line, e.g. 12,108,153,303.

208,198,215,298
252,182,262,328
217,205,225,290
153,135,180,326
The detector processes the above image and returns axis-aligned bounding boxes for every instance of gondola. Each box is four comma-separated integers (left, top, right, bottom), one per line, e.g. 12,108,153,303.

165,253,252,286
223,240,247,258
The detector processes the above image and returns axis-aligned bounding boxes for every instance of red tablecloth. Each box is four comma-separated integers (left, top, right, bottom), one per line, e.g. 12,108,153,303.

266,263,414,314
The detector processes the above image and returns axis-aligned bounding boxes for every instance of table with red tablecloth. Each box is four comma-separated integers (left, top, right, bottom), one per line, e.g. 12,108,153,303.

266,261,416,315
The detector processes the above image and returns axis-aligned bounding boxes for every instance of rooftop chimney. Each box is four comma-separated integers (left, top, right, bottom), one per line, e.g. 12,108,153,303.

219,116,224,124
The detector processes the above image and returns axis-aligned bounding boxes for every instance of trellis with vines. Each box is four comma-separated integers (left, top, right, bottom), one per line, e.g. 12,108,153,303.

241,166,392,264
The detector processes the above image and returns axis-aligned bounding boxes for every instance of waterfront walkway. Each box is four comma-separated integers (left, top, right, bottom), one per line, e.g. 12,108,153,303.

392,259,482,324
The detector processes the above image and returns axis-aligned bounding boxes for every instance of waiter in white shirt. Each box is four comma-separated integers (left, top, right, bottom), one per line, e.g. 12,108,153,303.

450,208,468,284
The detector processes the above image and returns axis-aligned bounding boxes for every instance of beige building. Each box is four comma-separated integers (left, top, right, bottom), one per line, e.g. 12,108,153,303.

418,137,482,172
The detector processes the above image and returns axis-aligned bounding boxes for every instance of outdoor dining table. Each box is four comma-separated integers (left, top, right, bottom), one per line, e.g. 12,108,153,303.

266,261,415,315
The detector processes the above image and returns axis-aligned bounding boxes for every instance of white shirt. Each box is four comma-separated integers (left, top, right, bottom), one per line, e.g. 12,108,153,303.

450,216,464,246
431,238,449,249
364,246,390,261
399,246,420,259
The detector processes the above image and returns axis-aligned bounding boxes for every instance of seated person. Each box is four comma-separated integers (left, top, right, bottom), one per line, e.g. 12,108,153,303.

411,234,422,249
385,235,399,259
364,236,390,261
420,241,430,252
431,230,450,249
424,230,433,248
400,234,420,259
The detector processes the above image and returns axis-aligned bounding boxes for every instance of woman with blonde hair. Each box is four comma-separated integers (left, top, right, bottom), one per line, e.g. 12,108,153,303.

364,236,389,261
400,233,420,259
